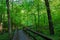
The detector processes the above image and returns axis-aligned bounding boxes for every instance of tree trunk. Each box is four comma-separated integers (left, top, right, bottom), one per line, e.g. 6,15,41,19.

37,0,41,32
6,0,12,40
34,14,37,31
44,0,54,35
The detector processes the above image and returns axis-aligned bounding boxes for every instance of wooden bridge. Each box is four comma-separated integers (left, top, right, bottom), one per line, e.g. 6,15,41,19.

12,27,52,40
13,30,31,40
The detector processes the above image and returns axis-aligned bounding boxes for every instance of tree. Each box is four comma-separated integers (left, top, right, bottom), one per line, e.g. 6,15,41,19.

6,0,12,40
44,0,54,35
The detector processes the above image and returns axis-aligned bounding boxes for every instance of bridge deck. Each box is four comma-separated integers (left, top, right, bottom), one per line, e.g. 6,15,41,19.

13,30,32,40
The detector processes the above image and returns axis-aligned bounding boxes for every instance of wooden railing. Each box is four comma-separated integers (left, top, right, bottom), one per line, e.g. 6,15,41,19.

12,29,18,40
23,27,53,40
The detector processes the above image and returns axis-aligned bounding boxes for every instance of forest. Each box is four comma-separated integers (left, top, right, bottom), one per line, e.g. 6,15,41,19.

0,0,60,40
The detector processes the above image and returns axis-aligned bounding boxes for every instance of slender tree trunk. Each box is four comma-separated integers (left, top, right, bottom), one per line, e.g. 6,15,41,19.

34,14,37,30
38,2,39,28
44,0,54,35
6,0,12,40
37,0,41,32
11,0,14,32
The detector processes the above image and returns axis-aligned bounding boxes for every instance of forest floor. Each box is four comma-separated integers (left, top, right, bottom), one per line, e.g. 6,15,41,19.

0,32,9,40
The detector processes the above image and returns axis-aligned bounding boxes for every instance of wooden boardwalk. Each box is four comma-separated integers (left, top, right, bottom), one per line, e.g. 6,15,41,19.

13,30,32,40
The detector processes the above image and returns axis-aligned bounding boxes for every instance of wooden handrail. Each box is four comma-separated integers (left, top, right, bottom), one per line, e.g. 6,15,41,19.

23,27,52,40
12,29,18,40
24,30,37,40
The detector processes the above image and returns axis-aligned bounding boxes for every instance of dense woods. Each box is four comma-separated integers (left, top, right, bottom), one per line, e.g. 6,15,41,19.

0,0,60,40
